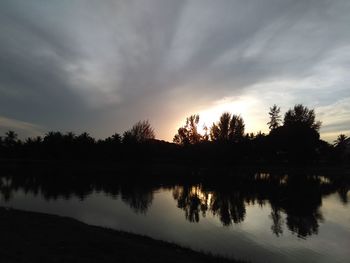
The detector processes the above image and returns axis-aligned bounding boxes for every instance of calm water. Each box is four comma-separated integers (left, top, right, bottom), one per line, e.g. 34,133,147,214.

1,170,349,263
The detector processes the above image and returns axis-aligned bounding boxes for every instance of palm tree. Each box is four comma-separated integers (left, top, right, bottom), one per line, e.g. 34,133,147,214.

334,134,348,147
4,130,18,147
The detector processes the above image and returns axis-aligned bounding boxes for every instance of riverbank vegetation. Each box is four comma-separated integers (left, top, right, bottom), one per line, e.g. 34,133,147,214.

0,104,349,164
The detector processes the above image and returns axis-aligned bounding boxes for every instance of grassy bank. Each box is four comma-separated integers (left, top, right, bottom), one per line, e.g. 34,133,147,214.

0,207,242,263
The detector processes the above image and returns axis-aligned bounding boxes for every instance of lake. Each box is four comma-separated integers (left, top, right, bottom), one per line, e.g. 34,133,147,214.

0,166,349,263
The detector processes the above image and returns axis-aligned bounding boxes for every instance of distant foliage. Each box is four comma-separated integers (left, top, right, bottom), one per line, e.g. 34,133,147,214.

76,132,95,144
0,103,345,164
105,133,122,144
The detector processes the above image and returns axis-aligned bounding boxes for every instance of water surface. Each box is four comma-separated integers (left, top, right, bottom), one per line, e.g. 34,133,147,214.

1,170,349,263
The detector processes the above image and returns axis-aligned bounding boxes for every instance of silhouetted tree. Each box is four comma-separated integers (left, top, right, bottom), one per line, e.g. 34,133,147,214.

334,134,347,148
33,136,42,144
210,113,245,142
202,125,210,142
64,132,76,143
44,131,64,144
284,104,321,131
111,133,122,144
2,131,20,158
333,134,348,162
105,133,122,144
4,130,18,147
76,132,95,144
173,114,203,145
0,103,342,163
123,120,155,143
267,104,281,131
122,130,134,144
268,104,322,162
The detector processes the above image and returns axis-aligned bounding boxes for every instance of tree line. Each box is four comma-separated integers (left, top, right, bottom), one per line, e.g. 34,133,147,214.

0,104,348,163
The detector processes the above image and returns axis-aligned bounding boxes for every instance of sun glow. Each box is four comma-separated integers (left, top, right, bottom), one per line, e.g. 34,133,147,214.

172,96,270,141
196,96,267,136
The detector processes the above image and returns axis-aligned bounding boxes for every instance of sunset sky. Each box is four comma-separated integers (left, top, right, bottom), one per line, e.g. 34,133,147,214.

0,0,349,142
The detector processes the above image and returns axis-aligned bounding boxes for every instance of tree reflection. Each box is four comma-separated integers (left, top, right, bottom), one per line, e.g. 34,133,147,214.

171,172,348,238
0,167,348,239
0,177,13,202
210,191,246,225
121,186,153,214
338,187,348,204
269,207,284,236
172,185,209,222
172,186,246,226
0,170,156,214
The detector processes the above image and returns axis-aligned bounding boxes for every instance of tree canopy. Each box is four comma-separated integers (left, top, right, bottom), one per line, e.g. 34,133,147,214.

173,114,203,145
1,103,347,164
210,113,245,142
283,104,321,131
123,120,155,143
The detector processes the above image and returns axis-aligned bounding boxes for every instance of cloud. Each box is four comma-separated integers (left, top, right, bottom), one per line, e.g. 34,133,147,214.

0,116,43,137
317,98,350,139
0,0,349,141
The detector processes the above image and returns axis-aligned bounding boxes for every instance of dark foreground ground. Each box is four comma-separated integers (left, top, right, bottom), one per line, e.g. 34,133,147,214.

0,207,241,263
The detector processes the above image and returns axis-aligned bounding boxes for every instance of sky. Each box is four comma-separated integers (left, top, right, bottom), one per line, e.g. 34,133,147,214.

0,0,349,142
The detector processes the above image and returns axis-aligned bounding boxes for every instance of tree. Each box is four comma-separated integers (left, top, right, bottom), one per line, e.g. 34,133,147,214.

334,134,348,148
173,114,202,145
76,132,95,144
64,132,76,144
267,104,281,131
123,120,155,143
4,130,18,147
229,114,245,141
271,104,321,161
210,112,245,142
43,131,64,145
105,133,122,144
284,104,321,131
202,125,209,142
333,134,348,161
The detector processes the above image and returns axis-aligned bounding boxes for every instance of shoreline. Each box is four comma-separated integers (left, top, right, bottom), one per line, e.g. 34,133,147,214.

0,207,243,263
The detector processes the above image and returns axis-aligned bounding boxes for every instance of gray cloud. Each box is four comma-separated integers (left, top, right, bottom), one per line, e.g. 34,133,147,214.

0,0,349,140
0,116,43,138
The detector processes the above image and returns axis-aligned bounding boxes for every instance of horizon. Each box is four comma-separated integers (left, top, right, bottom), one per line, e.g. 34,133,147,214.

0,1,349,143
0,102,344,143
